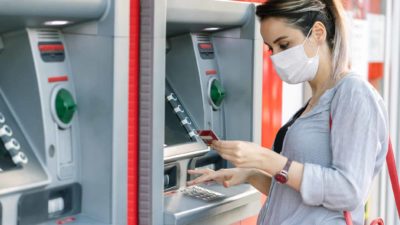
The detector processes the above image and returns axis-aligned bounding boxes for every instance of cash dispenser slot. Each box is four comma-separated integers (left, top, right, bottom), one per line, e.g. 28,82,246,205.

164,162,180,191
17,183,81,225
187,151,223,181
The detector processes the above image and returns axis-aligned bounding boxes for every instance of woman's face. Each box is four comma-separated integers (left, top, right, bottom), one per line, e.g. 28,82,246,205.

260,17,319,58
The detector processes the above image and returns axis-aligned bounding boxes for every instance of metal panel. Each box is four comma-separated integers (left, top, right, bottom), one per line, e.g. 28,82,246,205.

385,0,400,224
164,184,259,225
139,0,167,224
167,0,252,37
0,30,50,195
0,0,108,34
0,0,107,18
167,0,249,24
64,33,114,223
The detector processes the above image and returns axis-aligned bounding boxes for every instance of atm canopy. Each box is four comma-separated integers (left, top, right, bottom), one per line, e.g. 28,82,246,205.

0,0,108,33
167,0,254,36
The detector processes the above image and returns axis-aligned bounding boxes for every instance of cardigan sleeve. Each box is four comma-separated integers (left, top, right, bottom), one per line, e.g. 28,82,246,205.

300,76,388,211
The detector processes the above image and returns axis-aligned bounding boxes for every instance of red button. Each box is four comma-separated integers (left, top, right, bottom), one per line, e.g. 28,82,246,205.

48,76,69,83
39,44,64,52
199,43,212,49
206,70,217,75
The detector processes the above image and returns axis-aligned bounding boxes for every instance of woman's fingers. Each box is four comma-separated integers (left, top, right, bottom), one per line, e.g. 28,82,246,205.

187,174,214,186
187,168,212,175
187,169,230,186
186,168,247,188
223,174,242,187
187,169,214,186
211,140,239,150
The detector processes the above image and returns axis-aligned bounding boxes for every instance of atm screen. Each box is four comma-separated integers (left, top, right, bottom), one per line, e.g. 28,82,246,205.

164,98,195,147
0,139,16,171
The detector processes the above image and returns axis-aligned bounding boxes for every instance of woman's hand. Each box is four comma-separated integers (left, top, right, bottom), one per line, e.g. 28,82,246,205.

209,140,305,192
187,168,255,188
211,140,267,169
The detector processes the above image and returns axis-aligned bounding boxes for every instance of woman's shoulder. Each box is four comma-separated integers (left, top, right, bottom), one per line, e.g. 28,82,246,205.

335,72,382,101
335,72,376,95
332,72,386,114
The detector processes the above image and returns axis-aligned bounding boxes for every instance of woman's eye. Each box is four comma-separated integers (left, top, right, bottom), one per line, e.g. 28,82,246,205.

279,43,289,50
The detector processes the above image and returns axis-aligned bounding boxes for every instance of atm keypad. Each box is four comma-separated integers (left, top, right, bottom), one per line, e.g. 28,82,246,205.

182,185,225,201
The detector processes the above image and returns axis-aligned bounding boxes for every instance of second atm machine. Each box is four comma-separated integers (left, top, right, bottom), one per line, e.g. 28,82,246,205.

159,1,264,224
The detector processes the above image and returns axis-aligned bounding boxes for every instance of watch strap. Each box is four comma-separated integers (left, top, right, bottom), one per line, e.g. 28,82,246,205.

282,159,292,173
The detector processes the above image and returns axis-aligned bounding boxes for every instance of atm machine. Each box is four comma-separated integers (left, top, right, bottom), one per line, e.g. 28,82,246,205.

154,0,264,224
0,0,130,225
0,0,264,224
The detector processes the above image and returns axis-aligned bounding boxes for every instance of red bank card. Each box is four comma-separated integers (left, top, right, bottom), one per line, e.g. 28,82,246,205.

197,130,220,145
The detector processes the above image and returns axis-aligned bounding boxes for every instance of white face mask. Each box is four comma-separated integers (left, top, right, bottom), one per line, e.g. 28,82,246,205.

270,29,320,84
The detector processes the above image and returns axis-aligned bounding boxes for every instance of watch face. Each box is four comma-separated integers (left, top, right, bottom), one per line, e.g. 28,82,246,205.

274,173,288,184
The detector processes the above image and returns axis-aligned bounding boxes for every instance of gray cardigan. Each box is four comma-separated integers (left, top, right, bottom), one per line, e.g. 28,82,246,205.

257,73,389,225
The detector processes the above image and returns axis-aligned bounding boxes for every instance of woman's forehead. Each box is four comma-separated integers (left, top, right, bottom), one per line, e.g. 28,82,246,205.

260,18,304,44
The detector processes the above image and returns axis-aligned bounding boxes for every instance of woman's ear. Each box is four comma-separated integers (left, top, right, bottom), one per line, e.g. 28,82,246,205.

311,21,327,44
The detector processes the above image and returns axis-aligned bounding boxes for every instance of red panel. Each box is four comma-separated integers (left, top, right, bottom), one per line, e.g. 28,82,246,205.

368,0,382,13
206,69,217,75
48,76,68,83
199,43,213,49
38,44,64,52
128,0,140,224
368,62,384,80
367,0,384,92
261,45,282,150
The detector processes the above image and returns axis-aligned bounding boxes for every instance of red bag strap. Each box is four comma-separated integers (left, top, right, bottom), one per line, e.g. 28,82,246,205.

386,138,400,217
344,211,353,225
329,115,400,225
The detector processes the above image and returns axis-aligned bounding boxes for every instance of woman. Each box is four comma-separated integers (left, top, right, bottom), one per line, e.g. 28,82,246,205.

187,0,389,224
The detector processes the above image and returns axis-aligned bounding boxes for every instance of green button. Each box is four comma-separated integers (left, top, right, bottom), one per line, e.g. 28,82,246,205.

210,79,225,107
55,89,76,124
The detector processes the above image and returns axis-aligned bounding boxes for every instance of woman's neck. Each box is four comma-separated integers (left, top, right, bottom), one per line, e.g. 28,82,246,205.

307,61,335,107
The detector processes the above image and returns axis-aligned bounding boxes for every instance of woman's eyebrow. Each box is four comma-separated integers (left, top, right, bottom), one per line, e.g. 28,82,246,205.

273,36,288,44
264,36,289,47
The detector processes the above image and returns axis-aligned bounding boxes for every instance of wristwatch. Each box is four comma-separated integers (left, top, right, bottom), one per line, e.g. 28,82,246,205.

274,159,292,184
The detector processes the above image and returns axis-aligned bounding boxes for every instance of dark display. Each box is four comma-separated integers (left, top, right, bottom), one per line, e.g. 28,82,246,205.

164,98,194,146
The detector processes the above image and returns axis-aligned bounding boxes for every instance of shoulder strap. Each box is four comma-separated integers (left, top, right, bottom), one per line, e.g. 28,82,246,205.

386,138,400,217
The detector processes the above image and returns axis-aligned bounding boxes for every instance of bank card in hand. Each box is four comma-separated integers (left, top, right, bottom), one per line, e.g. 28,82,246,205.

197,130,220,146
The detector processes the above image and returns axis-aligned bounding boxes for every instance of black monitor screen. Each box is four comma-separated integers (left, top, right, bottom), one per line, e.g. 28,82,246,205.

164,98,195,147
0,139,16,171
